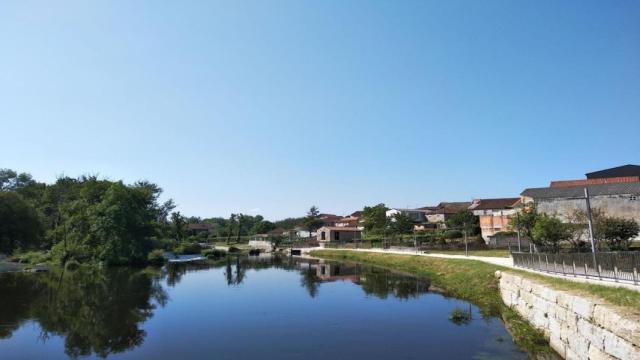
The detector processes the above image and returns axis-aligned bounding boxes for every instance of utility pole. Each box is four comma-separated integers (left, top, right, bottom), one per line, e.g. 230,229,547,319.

584,187,598,270
463,222,468,257
516,211,522,252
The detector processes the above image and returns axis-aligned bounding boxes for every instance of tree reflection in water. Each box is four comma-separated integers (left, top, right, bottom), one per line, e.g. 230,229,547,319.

0,256,433,358
0,267,167,358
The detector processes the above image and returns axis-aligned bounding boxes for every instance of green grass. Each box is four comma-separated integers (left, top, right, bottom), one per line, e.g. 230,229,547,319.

310,250,551,355
427,249,511,258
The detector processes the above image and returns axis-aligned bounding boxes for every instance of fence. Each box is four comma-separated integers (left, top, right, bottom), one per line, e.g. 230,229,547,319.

512,252,640,284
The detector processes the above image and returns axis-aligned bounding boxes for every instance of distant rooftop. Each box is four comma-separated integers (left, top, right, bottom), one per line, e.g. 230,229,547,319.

586,164,640,179
469,198,520,210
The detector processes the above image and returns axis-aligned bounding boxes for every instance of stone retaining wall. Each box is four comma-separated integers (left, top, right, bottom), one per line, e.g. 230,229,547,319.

496,271,640,360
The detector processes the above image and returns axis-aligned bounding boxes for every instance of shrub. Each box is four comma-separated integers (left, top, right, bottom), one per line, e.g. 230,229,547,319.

10,250,51,264
443,230,463,239
174,242,202,255
151,238,174,251
147,249,166,266
202,248,227,259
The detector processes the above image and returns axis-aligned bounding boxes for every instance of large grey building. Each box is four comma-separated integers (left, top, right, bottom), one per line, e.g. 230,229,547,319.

521,182,640,222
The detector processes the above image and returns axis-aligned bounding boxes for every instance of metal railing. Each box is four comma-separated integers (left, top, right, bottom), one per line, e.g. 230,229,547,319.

512,252,640,284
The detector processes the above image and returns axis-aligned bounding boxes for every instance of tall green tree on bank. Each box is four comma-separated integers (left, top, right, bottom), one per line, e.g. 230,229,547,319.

510,205,539,240
302,206,323,236
389,212,413,235
598,216,639,250
362,204,388,236
446,210,480,235
170,212,186,242
0,169,173,265
0,191,44,254
531,214,571,252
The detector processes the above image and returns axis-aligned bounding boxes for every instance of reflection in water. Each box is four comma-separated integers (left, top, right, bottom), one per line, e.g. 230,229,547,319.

0,256,537,359
0,267,167,358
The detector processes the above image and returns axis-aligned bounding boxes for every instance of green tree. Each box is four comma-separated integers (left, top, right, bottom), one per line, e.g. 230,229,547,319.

0,191,44,254
597,216,639,251
531,214,571,252
446,210,479,235
302,206,323,235
170,212,186,242
251,220,276,235
389,212,413,235
362,204,387,235
0,169,36,191
510,205,539,240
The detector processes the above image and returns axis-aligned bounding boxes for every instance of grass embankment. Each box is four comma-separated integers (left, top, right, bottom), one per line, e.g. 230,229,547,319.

310,250,640,355
427,249,511,258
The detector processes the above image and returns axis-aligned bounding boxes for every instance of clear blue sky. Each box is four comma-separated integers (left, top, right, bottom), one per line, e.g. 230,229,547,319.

2,1,639,220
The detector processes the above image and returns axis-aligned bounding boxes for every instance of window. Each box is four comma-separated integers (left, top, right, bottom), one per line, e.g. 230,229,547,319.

630,195,638,201
320,231,326,240
334,231,340,241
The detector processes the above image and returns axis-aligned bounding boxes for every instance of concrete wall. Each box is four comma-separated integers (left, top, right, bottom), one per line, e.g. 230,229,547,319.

536,195,640,222
497,271,640,360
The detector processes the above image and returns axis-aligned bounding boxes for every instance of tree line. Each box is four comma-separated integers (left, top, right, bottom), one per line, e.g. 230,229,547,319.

512,205,639,252
0,169,175,265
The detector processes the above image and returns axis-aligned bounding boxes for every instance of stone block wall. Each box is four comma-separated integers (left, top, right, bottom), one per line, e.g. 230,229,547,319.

496,271,640,359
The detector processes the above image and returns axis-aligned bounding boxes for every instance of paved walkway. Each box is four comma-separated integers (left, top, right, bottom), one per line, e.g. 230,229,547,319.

302,247,640,292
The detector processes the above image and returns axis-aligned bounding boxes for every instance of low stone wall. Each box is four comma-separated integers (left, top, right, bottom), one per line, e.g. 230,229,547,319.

496,271,640,360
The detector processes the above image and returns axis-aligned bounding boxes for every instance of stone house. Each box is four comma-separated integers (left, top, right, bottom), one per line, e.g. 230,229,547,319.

317,226,362,243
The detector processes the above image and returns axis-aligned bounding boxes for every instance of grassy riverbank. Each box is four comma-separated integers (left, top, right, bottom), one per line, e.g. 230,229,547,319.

310,249,552,355
427,249,511,257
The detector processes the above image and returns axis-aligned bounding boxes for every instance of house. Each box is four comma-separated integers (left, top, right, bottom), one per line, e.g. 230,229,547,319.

386,208,428,223
468,198,520,242
186,223,213,236
521,182,640,223
317,226,362,243
419,202,472,227
385,208,431,231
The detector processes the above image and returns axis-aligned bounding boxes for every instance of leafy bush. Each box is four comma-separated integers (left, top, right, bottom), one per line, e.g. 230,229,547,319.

147,249,166,266
10,250,51,264
151,238,174,251
443,230,463,239
174,242,202,255
202,248,227,259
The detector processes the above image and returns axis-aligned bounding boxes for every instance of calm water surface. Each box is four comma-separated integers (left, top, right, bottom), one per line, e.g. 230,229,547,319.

0,256,529,359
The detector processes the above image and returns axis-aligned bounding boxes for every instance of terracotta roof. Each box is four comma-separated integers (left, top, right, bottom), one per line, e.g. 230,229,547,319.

318,226,362,231
469,198,520,211
521,182,640,199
